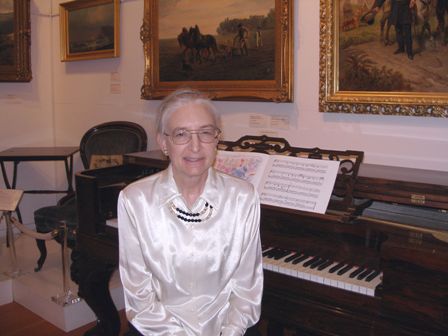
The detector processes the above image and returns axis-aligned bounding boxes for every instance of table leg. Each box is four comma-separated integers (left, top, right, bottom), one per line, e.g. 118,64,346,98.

0,162,11,189
64,155,75,193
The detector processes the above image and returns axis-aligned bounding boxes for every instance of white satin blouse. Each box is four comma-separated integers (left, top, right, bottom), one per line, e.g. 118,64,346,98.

118,165,263,336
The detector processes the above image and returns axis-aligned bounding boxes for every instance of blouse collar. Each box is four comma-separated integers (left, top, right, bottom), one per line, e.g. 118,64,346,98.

157,164,220,211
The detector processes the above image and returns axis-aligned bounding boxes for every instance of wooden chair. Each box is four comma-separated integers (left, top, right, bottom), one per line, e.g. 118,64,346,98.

33,121,147,272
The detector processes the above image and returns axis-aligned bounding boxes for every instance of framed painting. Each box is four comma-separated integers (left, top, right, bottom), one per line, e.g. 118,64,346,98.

60,0,120,62
0,0,31,82
141,0,293,102
319,0,448,117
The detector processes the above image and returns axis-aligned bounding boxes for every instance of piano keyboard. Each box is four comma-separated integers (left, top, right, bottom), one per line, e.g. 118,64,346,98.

262,247,382,297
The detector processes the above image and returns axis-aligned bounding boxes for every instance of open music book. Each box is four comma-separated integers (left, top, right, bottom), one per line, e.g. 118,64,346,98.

215,151,340,214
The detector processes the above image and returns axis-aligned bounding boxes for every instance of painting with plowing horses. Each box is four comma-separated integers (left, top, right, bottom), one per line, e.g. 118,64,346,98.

158,0,275,82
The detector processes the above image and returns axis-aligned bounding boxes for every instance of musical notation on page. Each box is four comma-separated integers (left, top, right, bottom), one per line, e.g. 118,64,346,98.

215,151,340,214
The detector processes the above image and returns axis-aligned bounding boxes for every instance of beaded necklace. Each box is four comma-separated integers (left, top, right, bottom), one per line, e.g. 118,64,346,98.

169,200,214,223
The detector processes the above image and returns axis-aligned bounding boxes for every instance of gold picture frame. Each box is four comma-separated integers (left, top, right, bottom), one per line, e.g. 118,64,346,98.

0,0,31,82
319,0,448,117
60,0,120,62
141,0,293,102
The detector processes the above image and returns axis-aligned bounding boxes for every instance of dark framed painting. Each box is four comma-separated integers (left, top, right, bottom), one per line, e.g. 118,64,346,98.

0,0,31,82
60,0,120,62
141,0,293,102
320,0,448,117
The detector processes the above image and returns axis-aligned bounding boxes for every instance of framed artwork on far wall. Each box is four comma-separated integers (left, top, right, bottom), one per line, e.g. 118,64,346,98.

319,0,448,117
0,0,31,82
60,0,120,62
141,0,293,102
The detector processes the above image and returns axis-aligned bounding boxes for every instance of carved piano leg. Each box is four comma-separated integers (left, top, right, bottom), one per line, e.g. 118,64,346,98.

71,248,120,336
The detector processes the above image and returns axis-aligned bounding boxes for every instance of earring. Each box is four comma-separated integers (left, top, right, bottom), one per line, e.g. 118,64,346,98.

163,149,168,156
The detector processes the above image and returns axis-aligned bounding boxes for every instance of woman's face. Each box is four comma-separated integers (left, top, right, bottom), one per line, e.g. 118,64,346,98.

158,102,219,183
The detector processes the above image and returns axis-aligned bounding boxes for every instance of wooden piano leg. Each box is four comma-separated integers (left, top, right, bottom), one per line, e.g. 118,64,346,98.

71,248,120,336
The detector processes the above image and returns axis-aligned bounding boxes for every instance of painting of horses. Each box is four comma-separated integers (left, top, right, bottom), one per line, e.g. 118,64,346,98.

159,0,275,82
320,0,448,117
141,0,293,102
0,0,31,82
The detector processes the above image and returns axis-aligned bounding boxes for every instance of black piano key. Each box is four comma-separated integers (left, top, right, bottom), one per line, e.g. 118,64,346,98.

273,249,292,260
303,256,320,268
317,259,333,271
310,258,327,269
292,254,310,264
262,247,274,257
266,248,284,259
329,261,346,273
284,252,301,263
337,264,353,275
365,270,381,282
357,268,374,280
264,248,279,258
349,266,366,279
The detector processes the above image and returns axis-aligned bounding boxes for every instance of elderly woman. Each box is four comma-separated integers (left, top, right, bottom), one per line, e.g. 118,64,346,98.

118,88,263,336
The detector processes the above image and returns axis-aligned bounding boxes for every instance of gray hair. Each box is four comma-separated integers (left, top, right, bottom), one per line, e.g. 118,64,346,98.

156,88,220,135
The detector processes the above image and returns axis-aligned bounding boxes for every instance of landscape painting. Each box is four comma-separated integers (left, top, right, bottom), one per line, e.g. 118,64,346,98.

60,0,119,62
141,0,293,102
0,0,14,67
0,0,31,82
320,0,448,117
159,1,275,82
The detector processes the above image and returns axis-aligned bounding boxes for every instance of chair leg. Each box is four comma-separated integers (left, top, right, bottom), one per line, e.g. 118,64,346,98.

34,238,47,272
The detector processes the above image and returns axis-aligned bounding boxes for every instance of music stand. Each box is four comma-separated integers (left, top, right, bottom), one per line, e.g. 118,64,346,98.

0,189,24,278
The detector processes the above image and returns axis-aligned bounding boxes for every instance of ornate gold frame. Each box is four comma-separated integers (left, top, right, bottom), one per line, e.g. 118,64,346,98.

141,0,293,102
0,0,31,82
60,0,120,62
319,0,448,117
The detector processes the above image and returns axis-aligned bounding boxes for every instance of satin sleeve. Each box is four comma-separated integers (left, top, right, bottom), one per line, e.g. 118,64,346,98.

118,191,187,336
221,190,263,336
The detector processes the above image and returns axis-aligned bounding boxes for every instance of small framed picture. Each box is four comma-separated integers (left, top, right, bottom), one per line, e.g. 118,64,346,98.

60,0,120,62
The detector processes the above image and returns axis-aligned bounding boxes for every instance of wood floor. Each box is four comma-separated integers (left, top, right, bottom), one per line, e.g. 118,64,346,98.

0,302,129,336
0,301,295,336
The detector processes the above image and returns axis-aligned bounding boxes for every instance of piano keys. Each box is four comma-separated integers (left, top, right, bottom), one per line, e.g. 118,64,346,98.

261,246,382,297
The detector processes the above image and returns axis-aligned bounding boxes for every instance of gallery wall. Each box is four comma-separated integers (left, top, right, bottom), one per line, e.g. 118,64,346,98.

0,0,447,228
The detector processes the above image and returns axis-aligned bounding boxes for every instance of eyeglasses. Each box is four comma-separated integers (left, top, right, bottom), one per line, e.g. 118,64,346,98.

164,127,221,145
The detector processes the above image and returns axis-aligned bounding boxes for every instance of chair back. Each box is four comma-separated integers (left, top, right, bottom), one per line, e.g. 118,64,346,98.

80,121,148,169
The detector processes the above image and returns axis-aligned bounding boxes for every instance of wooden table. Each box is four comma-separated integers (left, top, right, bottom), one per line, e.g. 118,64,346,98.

0,146,79,221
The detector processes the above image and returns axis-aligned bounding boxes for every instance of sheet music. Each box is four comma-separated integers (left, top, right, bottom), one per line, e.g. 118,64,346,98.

259,156,339,214
214,151,270,189
215,151,339,214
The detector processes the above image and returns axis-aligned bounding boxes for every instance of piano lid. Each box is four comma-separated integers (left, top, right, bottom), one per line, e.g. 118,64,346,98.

354,170,448,211
354,164,448,242
361,201,447,231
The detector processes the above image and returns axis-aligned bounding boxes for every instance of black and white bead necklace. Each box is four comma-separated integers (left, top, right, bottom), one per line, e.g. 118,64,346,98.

169,200,214,223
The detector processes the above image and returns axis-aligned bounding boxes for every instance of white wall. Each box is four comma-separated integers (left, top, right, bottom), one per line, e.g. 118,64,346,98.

1,0,447,227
